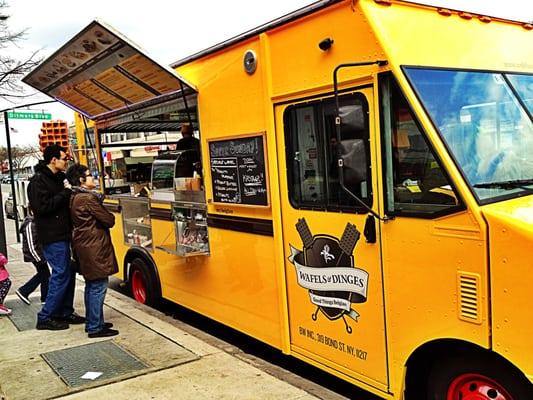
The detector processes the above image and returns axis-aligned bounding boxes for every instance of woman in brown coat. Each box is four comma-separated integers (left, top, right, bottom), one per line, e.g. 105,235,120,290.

66,164,119,338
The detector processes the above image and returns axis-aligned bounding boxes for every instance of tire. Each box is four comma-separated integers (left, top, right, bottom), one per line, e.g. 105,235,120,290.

128,257,159,307
426,351,533,400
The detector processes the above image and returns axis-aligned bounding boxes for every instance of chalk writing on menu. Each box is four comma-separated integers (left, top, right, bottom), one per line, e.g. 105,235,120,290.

209,135,268,206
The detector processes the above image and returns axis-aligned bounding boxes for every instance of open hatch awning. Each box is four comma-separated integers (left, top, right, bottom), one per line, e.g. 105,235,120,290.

22,20,197,122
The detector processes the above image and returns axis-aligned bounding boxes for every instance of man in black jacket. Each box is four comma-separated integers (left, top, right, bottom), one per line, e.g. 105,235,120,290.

28,144,84,330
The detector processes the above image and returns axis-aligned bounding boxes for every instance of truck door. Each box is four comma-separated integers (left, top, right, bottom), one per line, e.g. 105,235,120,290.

376,73,488,390
275,87,388,388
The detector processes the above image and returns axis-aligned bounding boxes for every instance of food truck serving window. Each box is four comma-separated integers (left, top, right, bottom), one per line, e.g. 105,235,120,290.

284,93,372,212
405,68,533,203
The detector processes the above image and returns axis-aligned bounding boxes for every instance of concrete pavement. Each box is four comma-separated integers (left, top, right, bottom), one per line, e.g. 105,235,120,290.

0,209,320,400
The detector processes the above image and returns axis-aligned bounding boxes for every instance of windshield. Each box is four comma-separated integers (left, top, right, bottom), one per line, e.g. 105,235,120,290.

507,74,533,115
404,68,533,202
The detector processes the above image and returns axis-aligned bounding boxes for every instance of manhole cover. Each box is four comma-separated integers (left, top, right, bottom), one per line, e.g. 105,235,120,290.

41,340,148,387
5,298,41,331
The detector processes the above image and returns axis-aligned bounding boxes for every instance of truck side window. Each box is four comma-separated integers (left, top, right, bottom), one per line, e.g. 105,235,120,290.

380,75,461,217
284,93,372,212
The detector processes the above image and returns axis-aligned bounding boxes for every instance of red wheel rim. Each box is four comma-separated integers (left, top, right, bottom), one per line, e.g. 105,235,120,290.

131,270,147,304
447,373,514,400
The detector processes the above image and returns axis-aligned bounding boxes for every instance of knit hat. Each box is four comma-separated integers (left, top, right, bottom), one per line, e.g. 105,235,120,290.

0,253,7,266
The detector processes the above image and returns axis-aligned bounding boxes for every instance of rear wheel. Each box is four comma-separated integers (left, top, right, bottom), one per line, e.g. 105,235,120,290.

427,352,533,400
128,258,159,306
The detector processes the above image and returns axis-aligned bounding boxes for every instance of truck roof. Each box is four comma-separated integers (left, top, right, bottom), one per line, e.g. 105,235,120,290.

170,0,532,69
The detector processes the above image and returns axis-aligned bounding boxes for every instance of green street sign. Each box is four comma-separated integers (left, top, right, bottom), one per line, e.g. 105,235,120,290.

7,111,52,120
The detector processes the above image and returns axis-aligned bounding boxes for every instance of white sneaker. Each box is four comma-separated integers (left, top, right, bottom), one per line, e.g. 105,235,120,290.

16,290,31,305
0,305,11,315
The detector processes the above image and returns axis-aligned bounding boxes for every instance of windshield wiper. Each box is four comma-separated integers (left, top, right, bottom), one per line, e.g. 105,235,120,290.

473,179,533,190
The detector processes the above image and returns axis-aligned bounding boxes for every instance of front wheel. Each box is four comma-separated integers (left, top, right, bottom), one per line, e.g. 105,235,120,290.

427,352,533,400
128,258,159,307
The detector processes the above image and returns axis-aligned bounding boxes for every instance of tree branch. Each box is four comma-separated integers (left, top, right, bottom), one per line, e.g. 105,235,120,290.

0,1,42,99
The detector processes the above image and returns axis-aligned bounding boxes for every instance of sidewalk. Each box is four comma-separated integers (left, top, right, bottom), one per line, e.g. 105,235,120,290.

0,216,318,400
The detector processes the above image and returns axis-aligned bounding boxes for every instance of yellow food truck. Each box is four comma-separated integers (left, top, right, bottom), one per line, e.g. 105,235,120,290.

23,0,533,398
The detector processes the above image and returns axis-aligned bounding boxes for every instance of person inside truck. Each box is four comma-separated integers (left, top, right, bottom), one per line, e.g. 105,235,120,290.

175,123,200,152
175,123,202,178
391,104,455,205
391,106,420,188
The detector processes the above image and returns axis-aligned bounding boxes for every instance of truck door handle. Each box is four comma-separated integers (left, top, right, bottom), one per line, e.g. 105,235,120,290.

363,215,377,243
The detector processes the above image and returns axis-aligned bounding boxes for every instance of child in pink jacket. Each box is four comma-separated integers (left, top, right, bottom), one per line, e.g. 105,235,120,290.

0,253,12,315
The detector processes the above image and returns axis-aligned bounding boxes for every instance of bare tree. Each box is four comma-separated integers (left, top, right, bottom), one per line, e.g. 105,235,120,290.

0,0,41,101
0,144,40,172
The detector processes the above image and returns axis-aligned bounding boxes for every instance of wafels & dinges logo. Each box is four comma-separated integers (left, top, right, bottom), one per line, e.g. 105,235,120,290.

288,218,369,333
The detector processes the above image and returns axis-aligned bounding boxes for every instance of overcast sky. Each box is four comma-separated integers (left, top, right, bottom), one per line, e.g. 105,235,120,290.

1,0,531,147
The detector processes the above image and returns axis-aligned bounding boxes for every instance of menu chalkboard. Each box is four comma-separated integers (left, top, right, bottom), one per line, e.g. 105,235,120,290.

209,134,268,206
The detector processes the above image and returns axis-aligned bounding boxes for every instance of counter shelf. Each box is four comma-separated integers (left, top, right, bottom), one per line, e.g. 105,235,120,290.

119,197,153,251
151,189,206,205
155,201,210,257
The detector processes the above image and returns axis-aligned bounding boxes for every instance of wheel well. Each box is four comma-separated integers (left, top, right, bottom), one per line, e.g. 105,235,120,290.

123,248,162,300
404,339,530,399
